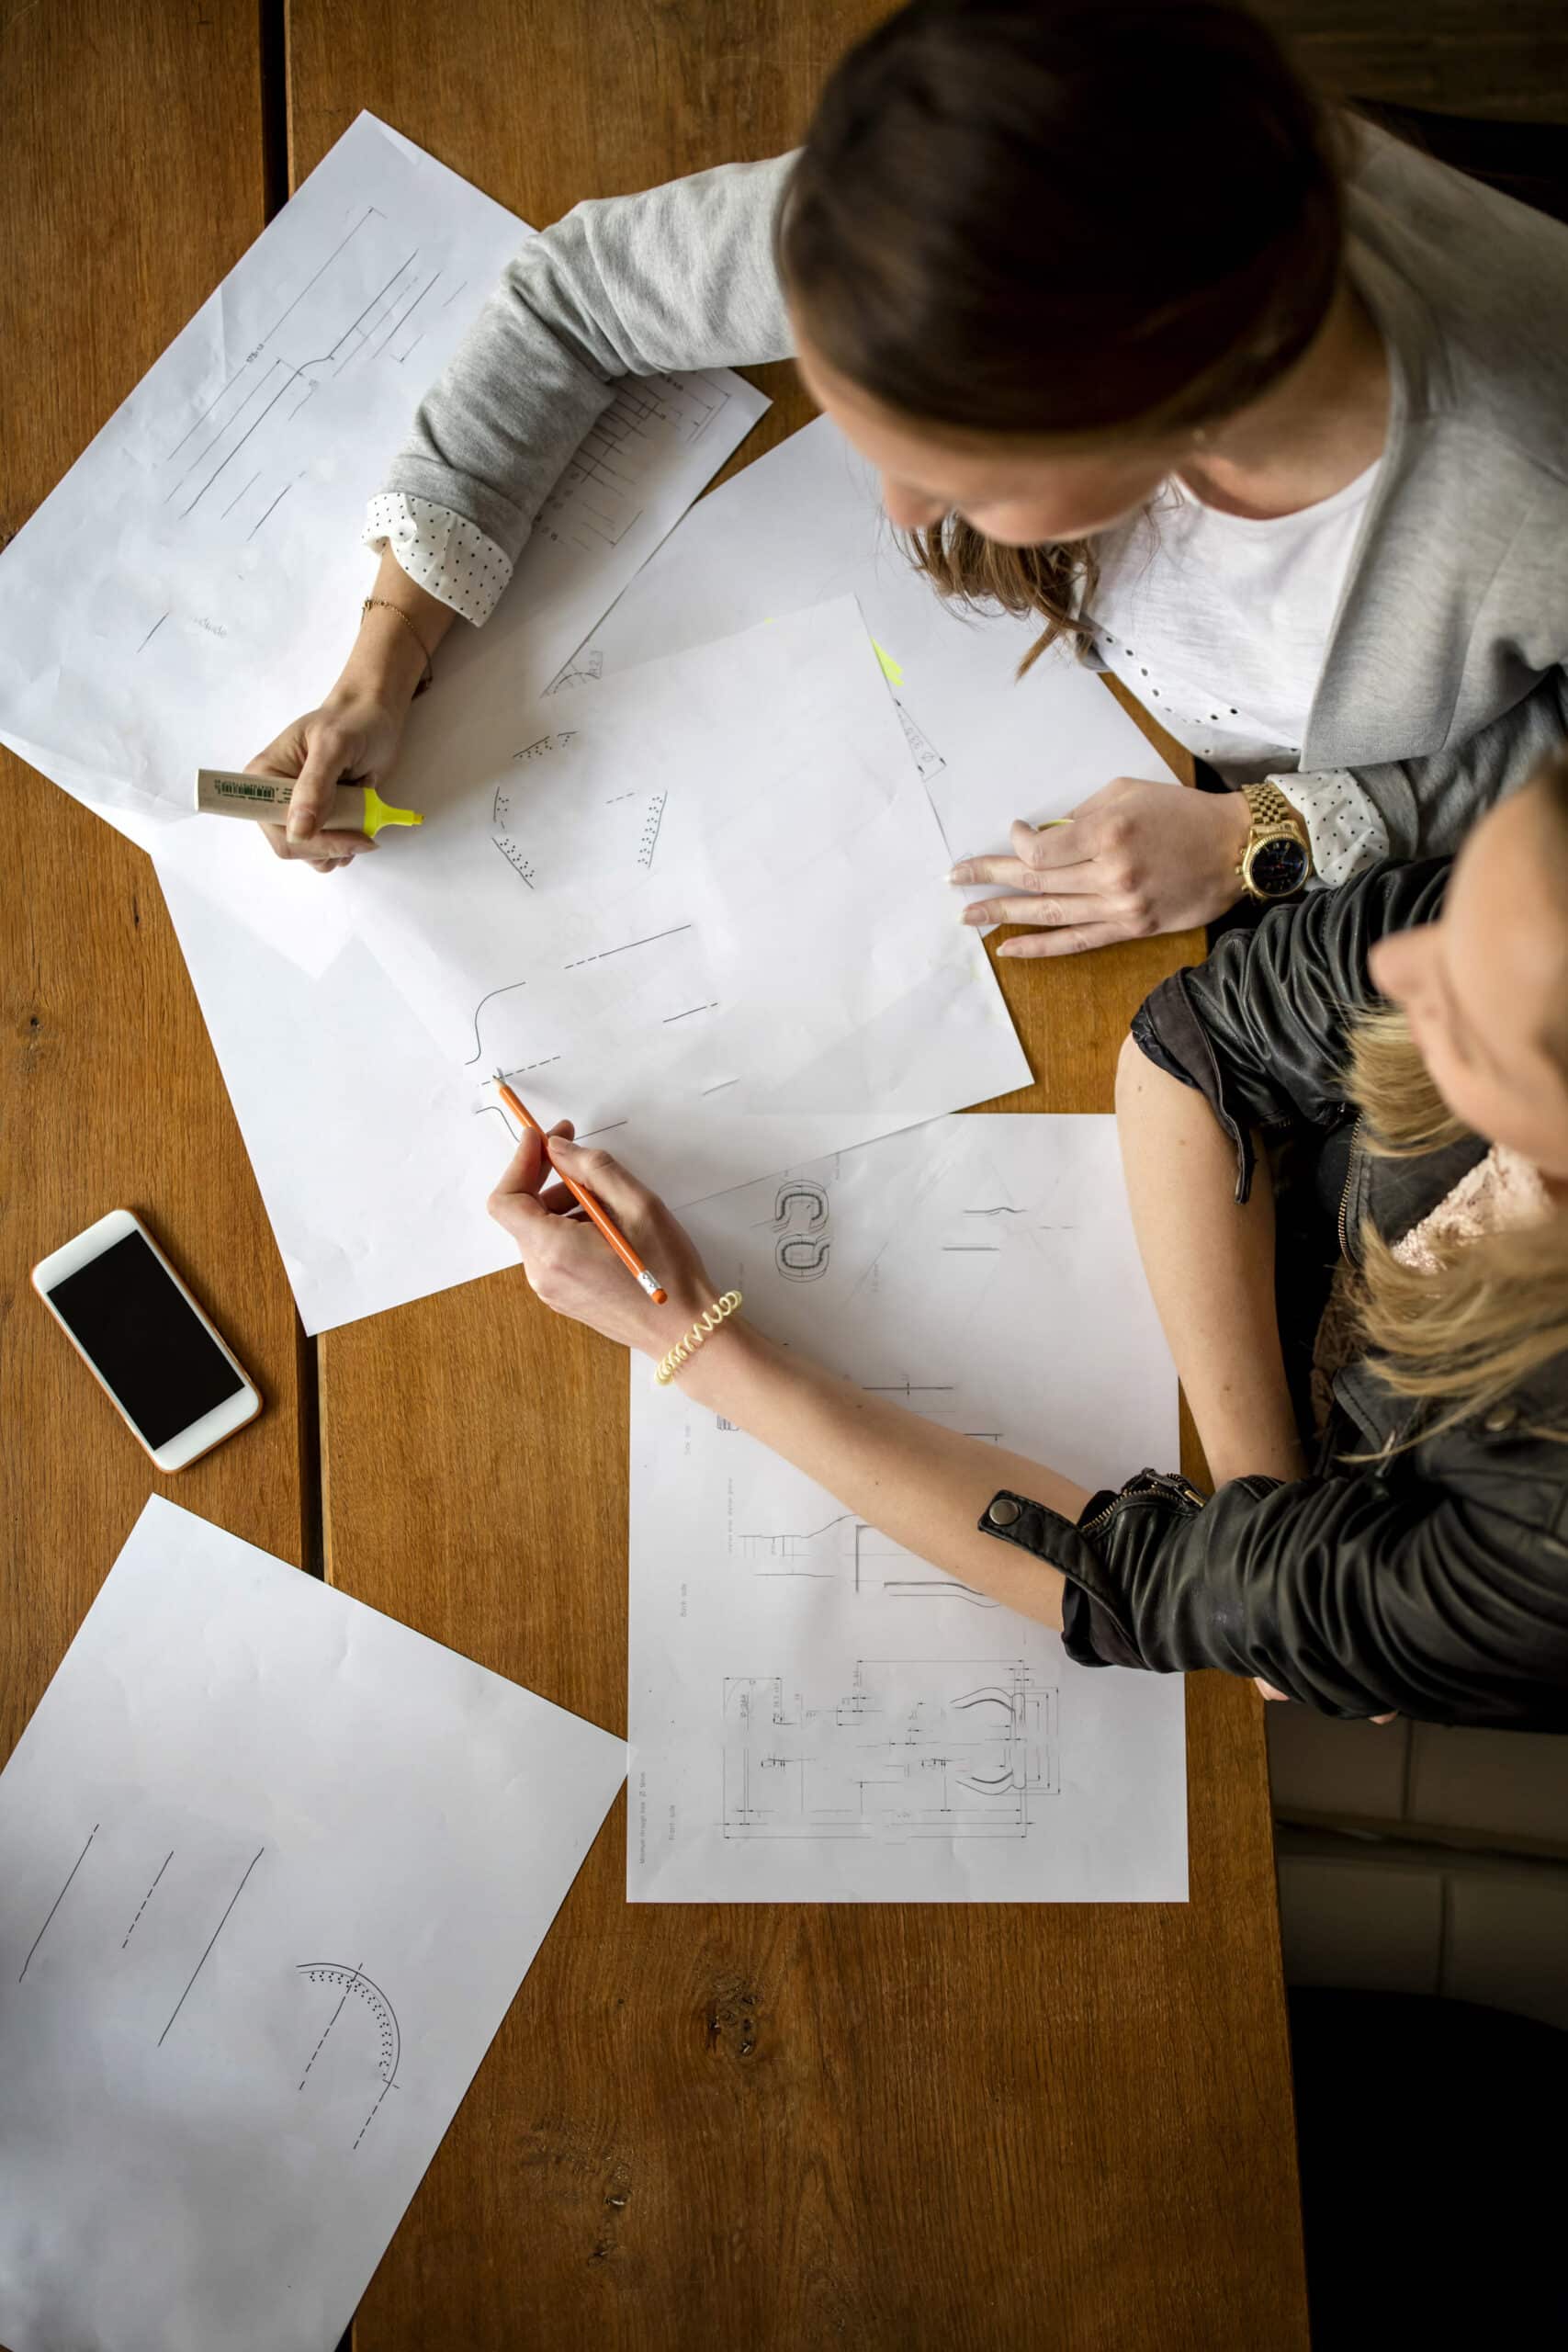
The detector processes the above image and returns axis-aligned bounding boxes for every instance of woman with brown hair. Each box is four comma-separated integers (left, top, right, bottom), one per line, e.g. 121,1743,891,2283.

486,751,1568,1726
249,0,1568,947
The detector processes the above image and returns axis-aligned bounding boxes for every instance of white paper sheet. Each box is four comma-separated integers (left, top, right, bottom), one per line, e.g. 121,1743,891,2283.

587,413,1178,886
355,598,1031,1208
0,1497,626,2352
0,111,767,972
628,1115,1187,1903
145,403,1168,1338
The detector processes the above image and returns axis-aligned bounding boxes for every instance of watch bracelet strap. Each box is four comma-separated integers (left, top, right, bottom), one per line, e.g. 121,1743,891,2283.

1242,780,1307,836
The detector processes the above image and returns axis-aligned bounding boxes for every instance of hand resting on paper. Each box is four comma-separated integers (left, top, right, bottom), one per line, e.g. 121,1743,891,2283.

951,776,1253,956
487,1124,719,1357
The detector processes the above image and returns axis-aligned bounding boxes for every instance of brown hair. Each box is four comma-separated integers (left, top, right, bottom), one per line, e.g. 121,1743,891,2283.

779,0,1347,661
1347,753,1568,1442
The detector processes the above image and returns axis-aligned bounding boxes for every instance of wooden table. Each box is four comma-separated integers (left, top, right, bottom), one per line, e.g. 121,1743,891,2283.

2,6,1308,2346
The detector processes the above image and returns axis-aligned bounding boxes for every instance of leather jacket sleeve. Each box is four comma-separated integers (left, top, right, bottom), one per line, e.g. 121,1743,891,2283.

979,1464,1568,1729
1132,859,1450,1202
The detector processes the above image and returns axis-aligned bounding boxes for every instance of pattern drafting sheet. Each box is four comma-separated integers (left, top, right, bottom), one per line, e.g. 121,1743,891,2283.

355,598,1032,1209
0,112,767,973
586,413,1179,897
0,1497,626,2352
628,1115,1188,1903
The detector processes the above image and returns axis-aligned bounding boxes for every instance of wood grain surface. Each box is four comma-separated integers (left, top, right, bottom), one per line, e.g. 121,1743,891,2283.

0,0,309,1829
286,6,1309,2346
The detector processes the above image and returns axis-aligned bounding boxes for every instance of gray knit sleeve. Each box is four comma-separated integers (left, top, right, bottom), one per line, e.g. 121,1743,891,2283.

379,154,797,568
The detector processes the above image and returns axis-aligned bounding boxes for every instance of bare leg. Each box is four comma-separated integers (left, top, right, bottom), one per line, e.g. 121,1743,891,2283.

1115,1034,1305,1487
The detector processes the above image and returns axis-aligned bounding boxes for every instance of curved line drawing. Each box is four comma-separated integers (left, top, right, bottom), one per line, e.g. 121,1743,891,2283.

296,1962,400,2086
465,977,529,1067
777,1235,830,1280
771,1181,828,1232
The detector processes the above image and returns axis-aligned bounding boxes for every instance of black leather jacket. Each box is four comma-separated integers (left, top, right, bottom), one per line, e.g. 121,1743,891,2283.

980,862,1568,1729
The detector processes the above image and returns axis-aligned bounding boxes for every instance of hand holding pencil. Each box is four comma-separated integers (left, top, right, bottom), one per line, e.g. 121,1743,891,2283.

491,1080,667,1303
486,1093,739,1370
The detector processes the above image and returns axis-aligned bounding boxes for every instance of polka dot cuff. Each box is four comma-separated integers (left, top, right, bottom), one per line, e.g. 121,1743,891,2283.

1269,768,1391,890
363,492,513,627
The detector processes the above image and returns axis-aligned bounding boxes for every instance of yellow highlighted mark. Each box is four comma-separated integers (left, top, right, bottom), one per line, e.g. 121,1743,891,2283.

871,638,904,686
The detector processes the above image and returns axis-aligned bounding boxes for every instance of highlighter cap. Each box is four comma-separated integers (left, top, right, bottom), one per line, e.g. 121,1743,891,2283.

360,785,423,839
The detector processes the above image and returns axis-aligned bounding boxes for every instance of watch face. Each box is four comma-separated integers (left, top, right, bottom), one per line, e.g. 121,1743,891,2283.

1249,832,1309,898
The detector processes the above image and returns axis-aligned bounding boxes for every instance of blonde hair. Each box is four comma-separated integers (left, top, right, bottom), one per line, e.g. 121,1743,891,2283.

1345,756,1568,1442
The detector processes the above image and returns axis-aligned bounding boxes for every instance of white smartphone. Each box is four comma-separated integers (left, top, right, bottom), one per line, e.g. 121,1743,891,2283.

32,1209,261,1472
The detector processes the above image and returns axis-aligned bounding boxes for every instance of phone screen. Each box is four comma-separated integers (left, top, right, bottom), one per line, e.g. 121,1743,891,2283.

44,1231,244,1448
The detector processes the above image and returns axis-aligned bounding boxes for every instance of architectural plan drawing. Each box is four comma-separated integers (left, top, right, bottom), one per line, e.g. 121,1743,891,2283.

585,412,1179,898
724,1663,1055,1841
0,1498,625,2352
357,600,1030,1210
0,111,765,971
628,1115,1188,1902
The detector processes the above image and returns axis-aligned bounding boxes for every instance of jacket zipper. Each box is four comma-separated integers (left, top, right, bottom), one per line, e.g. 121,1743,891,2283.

1079,1470,1204,1542
1337,1114,1366,1261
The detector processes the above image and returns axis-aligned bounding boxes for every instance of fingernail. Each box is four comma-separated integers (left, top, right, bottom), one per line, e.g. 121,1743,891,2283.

288,812,317,842
998,943,1017,958
947,863,972,884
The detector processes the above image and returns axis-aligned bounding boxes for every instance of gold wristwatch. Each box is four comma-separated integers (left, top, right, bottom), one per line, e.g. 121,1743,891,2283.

1235,781,1313,901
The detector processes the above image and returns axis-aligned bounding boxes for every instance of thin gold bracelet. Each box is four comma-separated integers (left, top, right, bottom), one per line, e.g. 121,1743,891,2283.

655,1290,743,1386
361,596,434,695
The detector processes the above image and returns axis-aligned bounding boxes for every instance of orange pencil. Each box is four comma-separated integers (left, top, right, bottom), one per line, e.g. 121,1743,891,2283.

494,1078,669,1305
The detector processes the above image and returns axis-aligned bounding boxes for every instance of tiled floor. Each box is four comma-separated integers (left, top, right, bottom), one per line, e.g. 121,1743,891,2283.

1267,1709,1568,2029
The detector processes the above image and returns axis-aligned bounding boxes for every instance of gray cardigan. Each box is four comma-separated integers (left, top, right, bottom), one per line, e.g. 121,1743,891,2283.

382,122,1568,860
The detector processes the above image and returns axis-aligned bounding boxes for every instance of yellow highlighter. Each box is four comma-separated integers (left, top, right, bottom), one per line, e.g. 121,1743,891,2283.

194,768,423,839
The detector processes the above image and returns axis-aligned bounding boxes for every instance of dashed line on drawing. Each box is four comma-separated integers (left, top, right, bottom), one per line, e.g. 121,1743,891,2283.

352,2075,396,2152
563,923,692,971
122,1850,175,1949
299,1980,353,2089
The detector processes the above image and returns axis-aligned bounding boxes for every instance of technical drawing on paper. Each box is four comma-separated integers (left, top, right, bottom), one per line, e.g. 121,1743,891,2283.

723,1661,1056,1840
157,207,445,550
893,699,947,781
769,1177,831,1281
739,1512,997,1608
545,647,605,695
295,1961,402,2152
490,753,670,899
533,371,737,556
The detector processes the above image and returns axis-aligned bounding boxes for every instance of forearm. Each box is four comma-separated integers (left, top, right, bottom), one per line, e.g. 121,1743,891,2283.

1115,1036,1304,1486
333,548,456,713
678,1322,1085,1629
